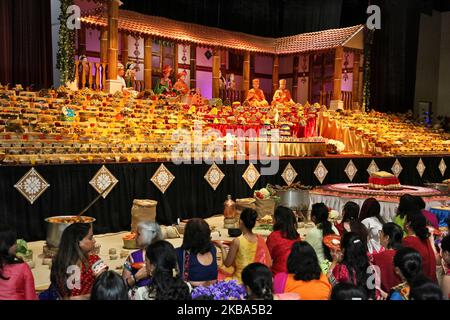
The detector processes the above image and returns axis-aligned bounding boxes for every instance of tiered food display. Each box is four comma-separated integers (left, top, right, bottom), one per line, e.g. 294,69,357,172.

0,84,448,164
0,86,324,164
322,110,450,155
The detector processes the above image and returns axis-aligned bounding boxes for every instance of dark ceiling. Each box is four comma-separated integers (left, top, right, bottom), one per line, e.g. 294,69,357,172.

121,0,449,37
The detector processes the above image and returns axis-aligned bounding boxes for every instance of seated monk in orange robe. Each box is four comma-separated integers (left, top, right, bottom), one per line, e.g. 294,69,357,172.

272,79,295,106
173,70,189,95
246,79,268,107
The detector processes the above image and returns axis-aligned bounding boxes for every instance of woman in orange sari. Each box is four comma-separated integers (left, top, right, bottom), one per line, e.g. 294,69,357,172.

215,209,271,283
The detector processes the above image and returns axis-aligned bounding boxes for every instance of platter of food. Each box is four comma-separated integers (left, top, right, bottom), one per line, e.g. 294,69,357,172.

323,234,341,251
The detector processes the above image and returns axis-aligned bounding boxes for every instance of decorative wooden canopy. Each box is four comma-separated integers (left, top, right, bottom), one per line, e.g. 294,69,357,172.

80,10,364,55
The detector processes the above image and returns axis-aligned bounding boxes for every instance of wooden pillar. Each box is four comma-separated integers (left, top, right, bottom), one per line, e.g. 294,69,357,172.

332,46,344,101
100,27,108,64
121,33,128,64
107,0,119,80
272,55,279,95
212,48,220,98
352,51,361,109
144,36,152,90
190,45,196,89
292,55,300,102
78,26,86,57
220,50,227,71
243,51,251,95
174,45,179,75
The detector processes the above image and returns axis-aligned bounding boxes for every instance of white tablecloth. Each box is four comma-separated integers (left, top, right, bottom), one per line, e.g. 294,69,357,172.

309,194,446,222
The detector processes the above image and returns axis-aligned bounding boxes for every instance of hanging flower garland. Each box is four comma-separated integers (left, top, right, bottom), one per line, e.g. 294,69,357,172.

362,28,374,111
56,0,76,85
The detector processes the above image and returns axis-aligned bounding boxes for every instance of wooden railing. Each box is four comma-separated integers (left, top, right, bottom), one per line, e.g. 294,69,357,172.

341,91,353,110
131,80,145,92
75,60,144,92
219,88,245,103
75,60,108,91
318,90,353,109
319,91,333,107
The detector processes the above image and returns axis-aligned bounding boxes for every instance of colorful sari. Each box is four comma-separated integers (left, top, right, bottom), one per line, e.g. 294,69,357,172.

219,235,271,283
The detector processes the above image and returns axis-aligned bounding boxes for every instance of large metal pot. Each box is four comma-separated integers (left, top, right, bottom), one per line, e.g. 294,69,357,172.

45,216,96,248
275,189,310,211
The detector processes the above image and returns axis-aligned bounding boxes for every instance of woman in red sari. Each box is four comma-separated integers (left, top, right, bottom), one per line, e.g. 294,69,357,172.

215,209,271,283
50,223,108,299
266,206,300,275
403,211,438,283
372,222,403,295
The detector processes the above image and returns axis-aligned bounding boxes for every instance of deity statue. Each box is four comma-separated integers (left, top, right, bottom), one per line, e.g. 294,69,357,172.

173,70,189,95
154,64,173,95
245,79,268,108
272,79,295,107
125,62,138,88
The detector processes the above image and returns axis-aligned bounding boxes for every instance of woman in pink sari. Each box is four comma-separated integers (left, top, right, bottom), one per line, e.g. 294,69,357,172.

215,209,271,283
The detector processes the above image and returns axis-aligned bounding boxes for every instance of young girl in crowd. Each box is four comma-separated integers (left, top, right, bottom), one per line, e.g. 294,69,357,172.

389,247,424,300
266,206,300,275
409,276,443,300
133,240,191,300
273,242,331,300
330,283,368,300
91,271,129,300
305,203,338,269
216,209,271,283
335,201,368,243
122,222,162,289
328,232,375,299
50,223,108,300
359,198,385,254
439,235,450,299
242,263,274,300
394,194,418,233
176,218,218,287
403,211,438,282
0,225,37,300
372,222,403,294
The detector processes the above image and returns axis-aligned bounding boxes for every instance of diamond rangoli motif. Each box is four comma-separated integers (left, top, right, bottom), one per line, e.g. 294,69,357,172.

416,158,426,178
314,161,328,184
281,163,298,186
89,165,118,198
204,163,225,191
242,163,260,189
345,160,358,182
151,164,175,194
439,158,447,176
14,168,50,204
367,160,380,176
391,159,403,178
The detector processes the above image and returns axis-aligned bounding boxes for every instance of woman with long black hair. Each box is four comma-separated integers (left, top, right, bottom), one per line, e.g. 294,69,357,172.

305,203,338,266
50,223,108,299
328,232,375,299
403,211,438,282
389,247,426,300
372,222,404,294
359,198,385,254
0,224,36,300
266,206,300,275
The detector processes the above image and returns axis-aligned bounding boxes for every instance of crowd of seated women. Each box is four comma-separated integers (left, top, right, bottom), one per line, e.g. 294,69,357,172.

0,194,449,300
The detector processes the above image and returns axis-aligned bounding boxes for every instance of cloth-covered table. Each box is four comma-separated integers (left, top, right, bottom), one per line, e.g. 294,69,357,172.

317,112,375,155
209,123,311,138
266,142,327,157
429,207,450,227
310,186,449,222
